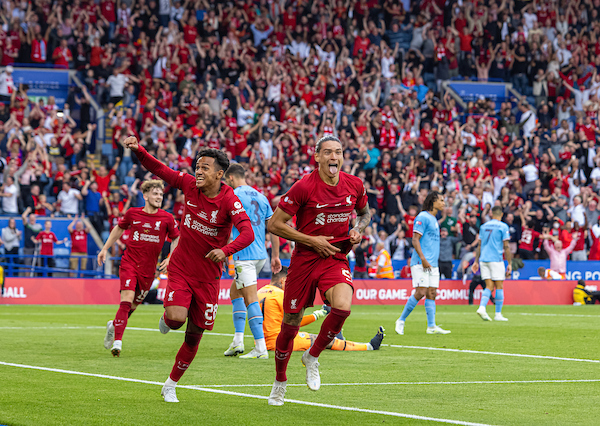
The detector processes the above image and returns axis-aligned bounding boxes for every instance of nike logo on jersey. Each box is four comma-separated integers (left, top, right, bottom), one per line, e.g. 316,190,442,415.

187,201,198,207
133,221,141,224
316,203,328,208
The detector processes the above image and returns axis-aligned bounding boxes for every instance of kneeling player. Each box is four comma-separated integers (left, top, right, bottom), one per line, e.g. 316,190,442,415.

260,267,385,352
99,180,180,356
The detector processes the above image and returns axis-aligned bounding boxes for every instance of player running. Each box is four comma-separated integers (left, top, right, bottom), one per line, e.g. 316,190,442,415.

222,163,282,360
395,192,451,336
472,206,512,321
124,136,254,403
260,266,385,352
99,180,180,357
266,135,371,406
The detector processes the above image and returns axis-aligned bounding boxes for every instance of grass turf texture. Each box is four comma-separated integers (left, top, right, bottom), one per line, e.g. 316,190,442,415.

0,304,599,425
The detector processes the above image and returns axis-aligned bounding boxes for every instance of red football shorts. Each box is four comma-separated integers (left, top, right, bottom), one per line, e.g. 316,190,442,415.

119,264,154,305
163,269,219,331
284,253,353,313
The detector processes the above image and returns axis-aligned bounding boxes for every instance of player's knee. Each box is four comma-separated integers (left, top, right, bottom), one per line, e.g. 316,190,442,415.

165,311,187,326
283,312,303,326
414,288,427,299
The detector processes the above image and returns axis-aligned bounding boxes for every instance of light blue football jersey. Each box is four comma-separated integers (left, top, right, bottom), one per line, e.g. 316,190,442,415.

479,219,510,263
231,185,273,261
410,211,440,267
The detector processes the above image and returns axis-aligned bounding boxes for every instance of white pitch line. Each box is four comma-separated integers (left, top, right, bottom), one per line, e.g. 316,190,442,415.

389,345,600,363
0,361,494,426
0,325,239,338
193,378,600,388
516,312,600,318
3,325,600,364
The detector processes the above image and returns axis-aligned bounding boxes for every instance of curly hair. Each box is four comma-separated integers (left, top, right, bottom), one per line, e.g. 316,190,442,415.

196,148,230,171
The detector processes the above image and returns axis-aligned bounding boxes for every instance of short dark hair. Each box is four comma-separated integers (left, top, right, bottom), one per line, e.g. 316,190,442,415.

422,191,440,212
224,163,245,179
271,266,288,287
196,149,230,171
315,135,342,153
491,206,503,217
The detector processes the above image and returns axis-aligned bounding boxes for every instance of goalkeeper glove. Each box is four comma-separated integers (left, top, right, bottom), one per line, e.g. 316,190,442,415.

313,308,329,320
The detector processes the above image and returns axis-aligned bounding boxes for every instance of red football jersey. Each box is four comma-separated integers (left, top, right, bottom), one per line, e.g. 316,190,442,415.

118,208,180,276
277,170,367,260
36,231,57,256
519,228,540,251
70,229,88,253
135,147,254,283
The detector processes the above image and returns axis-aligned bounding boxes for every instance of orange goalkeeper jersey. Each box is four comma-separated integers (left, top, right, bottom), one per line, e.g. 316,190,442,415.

258,284,316,341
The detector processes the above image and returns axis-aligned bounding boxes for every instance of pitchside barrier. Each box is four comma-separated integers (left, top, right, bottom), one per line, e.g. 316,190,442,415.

1,278,590,305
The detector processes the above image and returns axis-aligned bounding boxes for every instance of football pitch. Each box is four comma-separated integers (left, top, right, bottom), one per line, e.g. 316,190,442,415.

1,304,599,426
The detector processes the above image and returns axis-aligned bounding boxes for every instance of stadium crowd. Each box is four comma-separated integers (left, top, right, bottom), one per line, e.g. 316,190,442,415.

2,0,600,276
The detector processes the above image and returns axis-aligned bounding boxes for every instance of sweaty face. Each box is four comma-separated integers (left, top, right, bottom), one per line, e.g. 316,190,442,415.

144,188,164,209
315,140,343,179
195,157,223,189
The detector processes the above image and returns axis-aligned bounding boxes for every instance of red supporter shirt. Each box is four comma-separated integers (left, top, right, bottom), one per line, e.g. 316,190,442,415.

134,147,254,283
36,231,58,256
70,229,88,253
277,170,367,261
93,170,115,194
118,208,180,276
491,151,509,175
519,228,540,251
572,229,585,251
173,201,185,222
404,214,416,238
183,25,198,44
100,0,116,22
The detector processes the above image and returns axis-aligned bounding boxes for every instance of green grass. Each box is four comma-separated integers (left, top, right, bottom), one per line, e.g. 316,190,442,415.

1,304,599,425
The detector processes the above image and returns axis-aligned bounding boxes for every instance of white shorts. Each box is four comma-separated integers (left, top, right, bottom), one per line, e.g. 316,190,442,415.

233,259,267,290
411,264,440,288
480,262,506,281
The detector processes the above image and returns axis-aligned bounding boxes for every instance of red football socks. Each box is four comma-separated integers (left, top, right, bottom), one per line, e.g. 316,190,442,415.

309,308,351,358
169,331,203,382
274,323,300,382
164,312,185,330
113,301,132,341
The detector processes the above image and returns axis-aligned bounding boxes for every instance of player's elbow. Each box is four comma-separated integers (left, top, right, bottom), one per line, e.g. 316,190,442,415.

267,219,279,235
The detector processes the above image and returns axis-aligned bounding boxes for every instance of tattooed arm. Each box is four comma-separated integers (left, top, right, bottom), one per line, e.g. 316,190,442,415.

350,204,371,244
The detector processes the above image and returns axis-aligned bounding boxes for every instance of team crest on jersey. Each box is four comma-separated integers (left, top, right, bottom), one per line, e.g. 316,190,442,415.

290,299,297,309
210,210,219,223
154,221,161,230
345,195,352,205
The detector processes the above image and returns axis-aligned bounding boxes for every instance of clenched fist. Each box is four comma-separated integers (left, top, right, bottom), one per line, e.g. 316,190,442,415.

124,136,139,151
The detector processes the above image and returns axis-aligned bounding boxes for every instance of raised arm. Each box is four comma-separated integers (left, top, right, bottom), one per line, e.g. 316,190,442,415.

124,136,191,190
